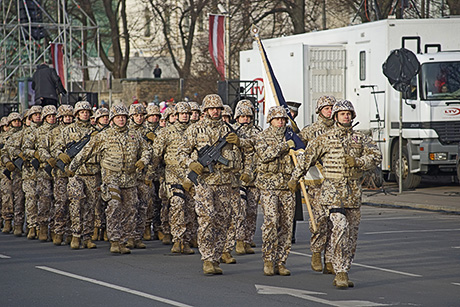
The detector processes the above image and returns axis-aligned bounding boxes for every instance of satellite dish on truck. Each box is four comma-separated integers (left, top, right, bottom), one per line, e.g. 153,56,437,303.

382,47,420,94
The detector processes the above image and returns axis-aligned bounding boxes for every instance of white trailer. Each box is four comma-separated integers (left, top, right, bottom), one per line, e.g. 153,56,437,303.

240,18,460,188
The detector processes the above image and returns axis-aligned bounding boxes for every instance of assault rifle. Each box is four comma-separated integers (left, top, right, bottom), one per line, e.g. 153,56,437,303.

31,158,53,177
56,127,105,172
3,156,24,180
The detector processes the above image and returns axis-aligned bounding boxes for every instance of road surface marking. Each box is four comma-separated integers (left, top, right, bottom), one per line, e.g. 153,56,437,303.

0,254,11,259
255,284,388,306
36,266,192,307
363,216,421,221
452,283,460,286
290,251,422,277
452,246,460,249
364,228,460,235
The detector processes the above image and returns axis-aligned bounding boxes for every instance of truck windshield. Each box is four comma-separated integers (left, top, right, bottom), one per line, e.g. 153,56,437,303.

421,61,460,100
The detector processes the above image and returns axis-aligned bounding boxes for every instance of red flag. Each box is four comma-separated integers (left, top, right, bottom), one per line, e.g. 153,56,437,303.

51,43,66,89
209,14,225,80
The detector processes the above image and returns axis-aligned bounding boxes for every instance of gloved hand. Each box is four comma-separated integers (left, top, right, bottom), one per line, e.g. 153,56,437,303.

189,161,204,175
18,152,26,161
182,180,193,192
287,179,299,193
135,160,145,171
146,132,156,142
91,130,99,136
58,153,71,164
226,132,240,147
6,161,15,172
34,150,40,160
65,169,75,177
287,140,295,149
47,157,57,168
144,179,153,187
239,173,251,184
345,155,357,167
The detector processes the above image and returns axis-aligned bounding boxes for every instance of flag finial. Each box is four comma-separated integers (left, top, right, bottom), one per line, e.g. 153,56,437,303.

251,24,259,38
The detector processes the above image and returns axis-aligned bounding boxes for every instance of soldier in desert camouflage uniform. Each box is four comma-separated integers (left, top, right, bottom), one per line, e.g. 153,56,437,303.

20,106,42,239
49,105,74,245
33,105,58,241
178,94,242,275
126,103,149,249
298,95,336,273
221,105,233,123
254,106,296,276
54,101,99,249
289,100,382,288
69,104,151,254
144,104,162,240
152,101,196,255
232,103,261,255
189,101,201,124
1,113,25,236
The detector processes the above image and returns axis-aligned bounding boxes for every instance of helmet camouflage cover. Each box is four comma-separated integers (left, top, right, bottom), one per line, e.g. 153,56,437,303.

129,104,147,116
57,105,74,118
222,105,233,117
1,116,8,127
316,95,336,114
188,101,201,113
202,94,224,111
234,105,253,120
175,101,191,114
161,106,176,120
266,106,288,123
28,105,43,118
7,112,22,124
146,104,161,116
331,99,356,119
109,104,129,122
95,107,109,121
74,101,93,116
42,105,57,119
236,99,255,113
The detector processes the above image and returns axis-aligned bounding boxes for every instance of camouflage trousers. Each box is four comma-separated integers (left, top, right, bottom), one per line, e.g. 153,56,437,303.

23,178,38,228
1,171,25,226
260,189,295,265
168,184,195,244
52,176,70,236
328,207,361,273
159,181,170,234
241,186,260,244
133,180,151,240
148,180,162,233
94,174,106,229
67,175,97,240
223,187,244,253
105,184,137,243
36,177,53,227
194,182,232,262
308,185,332,262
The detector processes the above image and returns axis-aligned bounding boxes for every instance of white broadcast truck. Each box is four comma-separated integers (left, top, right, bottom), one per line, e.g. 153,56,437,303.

240,18,460,188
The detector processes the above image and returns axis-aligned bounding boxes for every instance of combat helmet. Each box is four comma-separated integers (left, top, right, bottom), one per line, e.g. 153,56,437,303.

161,106,176,120
95,107,109,121
42,105,57,119
331,100,356,119
175,101,191,114
7,112,22,125
129,104,147,117
266,106,288,123
188,101,201,114
74,101,92,116
1,116,8,127
202,94,224,111
236,99,255,113
57,105,74,118
146,104,161,117
316,95,336,114
28,105,43,118
222,105,233,117
234,105,253,120
109,104,129,122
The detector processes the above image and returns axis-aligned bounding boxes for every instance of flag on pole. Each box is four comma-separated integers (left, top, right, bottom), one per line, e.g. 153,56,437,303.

51,43,65,89
209,14,226,80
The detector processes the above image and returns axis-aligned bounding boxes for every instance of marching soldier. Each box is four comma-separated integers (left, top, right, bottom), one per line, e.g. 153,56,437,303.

189,101,201,124
298,96,336,273
289,100,382,288
222,105,233,123
254,106,295,276
68,104,151,254
178,94,242,275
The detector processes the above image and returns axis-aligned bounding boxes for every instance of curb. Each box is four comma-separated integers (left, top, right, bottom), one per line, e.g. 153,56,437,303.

362,201,460,215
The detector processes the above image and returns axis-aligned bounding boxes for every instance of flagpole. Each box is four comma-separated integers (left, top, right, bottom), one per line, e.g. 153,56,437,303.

252,25,317,233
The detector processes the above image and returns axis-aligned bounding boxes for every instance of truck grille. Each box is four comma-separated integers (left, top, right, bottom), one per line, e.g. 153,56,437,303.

430,121,460,145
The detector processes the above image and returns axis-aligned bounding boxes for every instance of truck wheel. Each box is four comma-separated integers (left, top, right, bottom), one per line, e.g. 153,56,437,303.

392,145,421,189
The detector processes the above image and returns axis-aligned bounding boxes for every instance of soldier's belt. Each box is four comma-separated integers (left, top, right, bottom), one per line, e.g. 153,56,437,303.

329,208,346,215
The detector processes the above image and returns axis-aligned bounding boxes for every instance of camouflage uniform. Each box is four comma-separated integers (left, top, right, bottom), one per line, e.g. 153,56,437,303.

254,106,295,272
54,101,99,246
152,102,196,252
290,100,382,286
178,94,242,273
21,106,43,237
49,105,74,242
69,104,151,253
298,96,336,267
189,101,201,124
1,113,25,235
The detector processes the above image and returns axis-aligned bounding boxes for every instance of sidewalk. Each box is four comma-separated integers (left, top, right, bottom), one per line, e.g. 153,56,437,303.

362,179,460,214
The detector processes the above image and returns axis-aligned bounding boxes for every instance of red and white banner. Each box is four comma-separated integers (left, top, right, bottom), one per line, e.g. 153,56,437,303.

51,43,66,89
209,14,225,80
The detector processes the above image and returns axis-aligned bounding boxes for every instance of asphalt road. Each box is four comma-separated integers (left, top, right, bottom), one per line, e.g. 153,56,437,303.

1,206,459,307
